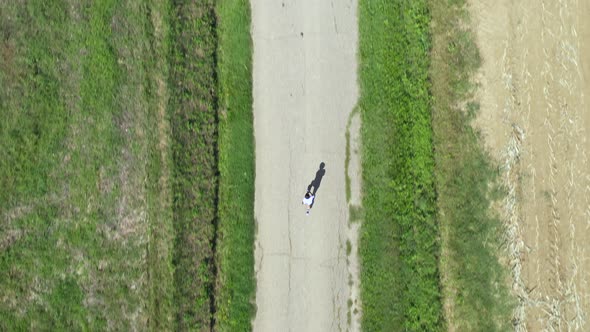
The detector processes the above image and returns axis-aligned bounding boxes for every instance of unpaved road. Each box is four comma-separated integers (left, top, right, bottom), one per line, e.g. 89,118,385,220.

252,0,359,331
471,0,590,330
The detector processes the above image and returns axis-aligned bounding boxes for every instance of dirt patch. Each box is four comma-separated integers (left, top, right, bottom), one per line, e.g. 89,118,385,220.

346,110,362,330
470,0,590,330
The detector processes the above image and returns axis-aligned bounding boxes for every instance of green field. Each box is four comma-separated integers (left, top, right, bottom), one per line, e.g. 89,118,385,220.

0,0,255,330
1,0,173,329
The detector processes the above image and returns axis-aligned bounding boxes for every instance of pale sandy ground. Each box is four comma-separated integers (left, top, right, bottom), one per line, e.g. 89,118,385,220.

251,0,360,331
470,0,590,330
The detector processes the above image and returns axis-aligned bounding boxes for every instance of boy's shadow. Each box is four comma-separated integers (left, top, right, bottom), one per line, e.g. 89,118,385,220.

307,162,326,207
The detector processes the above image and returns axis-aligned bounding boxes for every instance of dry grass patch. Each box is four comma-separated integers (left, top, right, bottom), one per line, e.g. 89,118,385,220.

429,0,514,330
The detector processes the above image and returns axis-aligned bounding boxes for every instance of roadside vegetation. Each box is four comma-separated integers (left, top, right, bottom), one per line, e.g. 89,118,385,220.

429,0,514,330
358,0,514,330
1,0,256,330
358,0,443,330
214,0,257,330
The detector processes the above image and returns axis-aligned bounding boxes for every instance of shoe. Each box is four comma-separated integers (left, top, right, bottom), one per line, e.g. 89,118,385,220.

306,211,310,216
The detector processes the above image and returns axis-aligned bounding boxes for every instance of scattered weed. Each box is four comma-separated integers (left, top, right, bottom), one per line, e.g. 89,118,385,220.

429,0,514,330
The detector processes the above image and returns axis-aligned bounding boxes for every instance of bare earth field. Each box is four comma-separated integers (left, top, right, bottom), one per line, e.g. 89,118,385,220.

251,0,360,331
470,0,590,330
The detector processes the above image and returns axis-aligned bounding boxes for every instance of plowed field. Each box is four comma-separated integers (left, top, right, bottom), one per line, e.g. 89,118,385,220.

471,0,590,330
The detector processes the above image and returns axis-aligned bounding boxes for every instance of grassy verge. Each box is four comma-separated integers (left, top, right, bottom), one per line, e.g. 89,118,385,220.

168,0,219,329
0,0,172,329
358,0,443,330
429,0,514,330
214,0,257,330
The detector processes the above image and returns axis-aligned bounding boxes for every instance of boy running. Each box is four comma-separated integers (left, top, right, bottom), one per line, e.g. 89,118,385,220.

302,191,315,215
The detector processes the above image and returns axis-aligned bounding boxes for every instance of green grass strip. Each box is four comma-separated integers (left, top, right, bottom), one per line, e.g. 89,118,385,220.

214,0,257,330
358,0,444,330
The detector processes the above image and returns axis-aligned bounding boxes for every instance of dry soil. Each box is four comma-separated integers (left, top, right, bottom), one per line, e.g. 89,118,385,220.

470,0,590,330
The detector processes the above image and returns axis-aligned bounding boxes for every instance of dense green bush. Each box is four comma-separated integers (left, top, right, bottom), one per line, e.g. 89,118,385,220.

168,0,219,330
359,0,443,330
